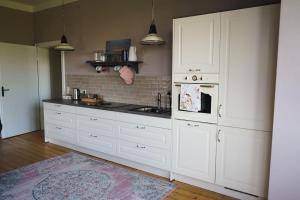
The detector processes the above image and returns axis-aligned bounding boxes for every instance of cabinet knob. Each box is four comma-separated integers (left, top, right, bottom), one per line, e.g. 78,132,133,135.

184,76,188,80
192,75,197,81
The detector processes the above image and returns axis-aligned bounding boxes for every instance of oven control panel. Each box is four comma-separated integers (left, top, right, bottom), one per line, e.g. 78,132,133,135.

173,74,219,83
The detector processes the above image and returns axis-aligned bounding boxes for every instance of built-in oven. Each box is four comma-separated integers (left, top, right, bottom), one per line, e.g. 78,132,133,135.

172,74,219,124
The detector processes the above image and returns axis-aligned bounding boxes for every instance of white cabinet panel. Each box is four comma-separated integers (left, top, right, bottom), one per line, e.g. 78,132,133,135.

173,13,220,74
172,120,217,183
216,126,271,197
218,5,279,131
45,109,76,129
45,123,76,144
44,103,75,113
117,122,171,149
77,130,117,155
117,140,170,170
77,115,116,138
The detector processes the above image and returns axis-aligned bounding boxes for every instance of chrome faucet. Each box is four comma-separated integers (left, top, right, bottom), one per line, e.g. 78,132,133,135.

157,93,162,110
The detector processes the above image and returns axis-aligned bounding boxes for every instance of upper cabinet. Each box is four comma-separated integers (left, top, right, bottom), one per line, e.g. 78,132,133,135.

173,13,220,74
218,5,280,131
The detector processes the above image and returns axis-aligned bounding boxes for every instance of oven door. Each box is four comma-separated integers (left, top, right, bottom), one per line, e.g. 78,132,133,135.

172,83,218,123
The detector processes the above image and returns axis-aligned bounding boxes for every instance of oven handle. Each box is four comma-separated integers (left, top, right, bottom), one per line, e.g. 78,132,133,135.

174,83,215,88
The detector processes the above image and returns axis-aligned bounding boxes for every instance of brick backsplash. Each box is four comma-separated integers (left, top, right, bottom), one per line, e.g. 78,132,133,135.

66,74,172,108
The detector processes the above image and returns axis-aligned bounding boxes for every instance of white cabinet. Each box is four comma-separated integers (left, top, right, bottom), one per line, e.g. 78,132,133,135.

173,13,220,74
218,5,279,131
172,120,217,183
117,122,172,170
216,126,271,196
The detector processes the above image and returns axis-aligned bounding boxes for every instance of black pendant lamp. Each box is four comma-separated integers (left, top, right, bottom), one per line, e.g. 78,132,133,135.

141,0,165,45
55,0,74,51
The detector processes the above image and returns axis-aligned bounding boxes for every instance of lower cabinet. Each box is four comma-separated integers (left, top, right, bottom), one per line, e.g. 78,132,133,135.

117,122,172,170
216,126,271,196
172,120,217,183
45,123,76,144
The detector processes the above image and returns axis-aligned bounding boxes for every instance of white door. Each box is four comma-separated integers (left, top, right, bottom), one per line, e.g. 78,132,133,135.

173,13,220,74
172,120,217,183
216,126,271,197
0,43,39,138
218,5,280,131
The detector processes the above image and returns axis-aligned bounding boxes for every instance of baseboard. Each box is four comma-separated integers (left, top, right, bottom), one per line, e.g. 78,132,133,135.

171,172,265,200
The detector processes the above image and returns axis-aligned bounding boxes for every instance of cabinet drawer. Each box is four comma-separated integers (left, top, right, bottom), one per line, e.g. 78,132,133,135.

77,130,116,155
117,140,171,170
118,122,171,149
45,124,76,144
77,115,116,138
45,110,76,128
76,107,116,120
44,103,75,113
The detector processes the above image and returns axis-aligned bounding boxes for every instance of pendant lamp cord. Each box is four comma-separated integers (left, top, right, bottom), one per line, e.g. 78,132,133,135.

62,0,65,34
151,0,155,23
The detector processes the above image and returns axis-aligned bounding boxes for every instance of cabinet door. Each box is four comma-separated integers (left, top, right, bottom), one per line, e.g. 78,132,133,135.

173,13,220,74
216,126,271,197
218,5,280,131
172,120,217,183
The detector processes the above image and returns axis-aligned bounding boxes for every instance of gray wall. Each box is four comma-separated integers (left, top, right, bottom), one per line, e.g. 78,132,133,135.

34,0,280,76
0,7,34,45
268,0,300,199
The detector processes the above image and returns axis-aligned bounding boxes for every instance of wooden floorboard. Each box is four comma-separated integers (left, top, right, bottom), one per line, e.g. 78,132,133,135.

0,131,235,200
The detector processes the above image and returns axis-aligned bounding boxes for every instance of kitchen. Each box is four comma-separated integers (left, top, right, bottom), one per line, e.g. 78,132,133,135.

0,0,299,200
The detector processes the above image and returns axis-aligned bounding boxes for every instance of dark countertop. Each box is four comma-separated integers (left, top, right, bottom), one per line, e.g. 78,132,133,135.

43,99,171,119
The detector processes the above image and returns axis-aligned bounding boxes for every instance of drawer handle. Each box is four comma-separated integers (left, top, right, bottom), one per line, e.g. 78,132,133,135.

217,129,221,142
90,118,98,121
56,112,62,115
187,123,199,127
136,144,146,149
136,125,146,129
89,134,98,138
55,105,62,107
188,69,201,72
56,127,62,130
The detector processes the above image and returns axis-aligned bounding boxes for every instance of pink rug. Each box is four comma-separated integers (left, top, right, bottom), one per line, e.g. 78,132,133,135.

0,152,175,200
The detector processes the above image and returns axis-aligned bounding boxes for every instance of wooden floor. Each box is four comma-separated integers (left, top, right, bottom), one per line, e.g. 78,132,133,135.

0,131,235,200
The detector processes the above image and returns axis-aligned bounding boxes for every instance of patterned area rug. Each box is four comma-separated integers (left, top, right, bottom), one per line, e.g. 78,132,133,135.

0,152,175,200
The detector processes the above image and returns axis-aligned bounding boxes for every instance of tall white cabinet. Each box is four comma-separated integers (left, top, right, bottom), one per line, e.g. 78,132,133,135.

218,5,279,131
172,4,279,199
173,13,220,74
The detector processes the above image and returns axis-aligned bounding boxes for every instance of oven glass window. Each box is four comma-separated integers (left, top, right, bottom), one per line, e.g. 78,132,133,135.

178,92,212,114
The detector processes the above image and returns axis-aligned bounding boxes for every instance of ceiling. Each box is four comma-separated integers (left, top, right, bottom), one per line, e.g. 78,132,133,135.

0,0,78,12
9,0,45,6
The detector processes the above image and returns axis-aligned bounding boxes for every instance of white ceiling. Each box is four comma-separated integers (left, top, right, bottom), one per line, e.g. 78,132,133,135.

0,0,78,12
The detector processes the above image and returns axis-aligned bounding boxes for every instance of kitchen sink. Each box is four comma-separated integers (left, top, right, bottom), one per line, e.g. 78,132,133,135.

130,106,170,114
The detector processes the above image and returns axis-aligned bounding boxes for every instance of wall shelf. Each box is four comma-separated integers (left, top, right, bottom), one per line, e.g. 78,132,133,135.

86,60,143,73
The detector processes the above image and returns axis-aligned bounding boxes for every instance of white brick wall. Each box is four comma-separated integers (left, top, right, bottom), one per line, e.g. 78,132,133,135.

66,74,171,107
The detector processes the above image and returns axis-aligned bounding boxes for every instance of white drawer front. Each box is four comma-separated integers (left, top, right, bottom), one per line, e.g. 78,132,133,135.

77,130,116,155
117,140,171,170
44,103,75,113
116,113,172,129
45,124,76,144
76,107,116,120
77,115,116,138
118,122,171,149
45,110,76,128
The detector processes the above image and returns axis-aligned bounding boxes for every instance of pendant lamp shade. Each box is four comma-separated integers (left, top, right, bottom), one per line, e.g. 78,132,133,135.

55,0,74,51
141,0,165,45
55,35,75,51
